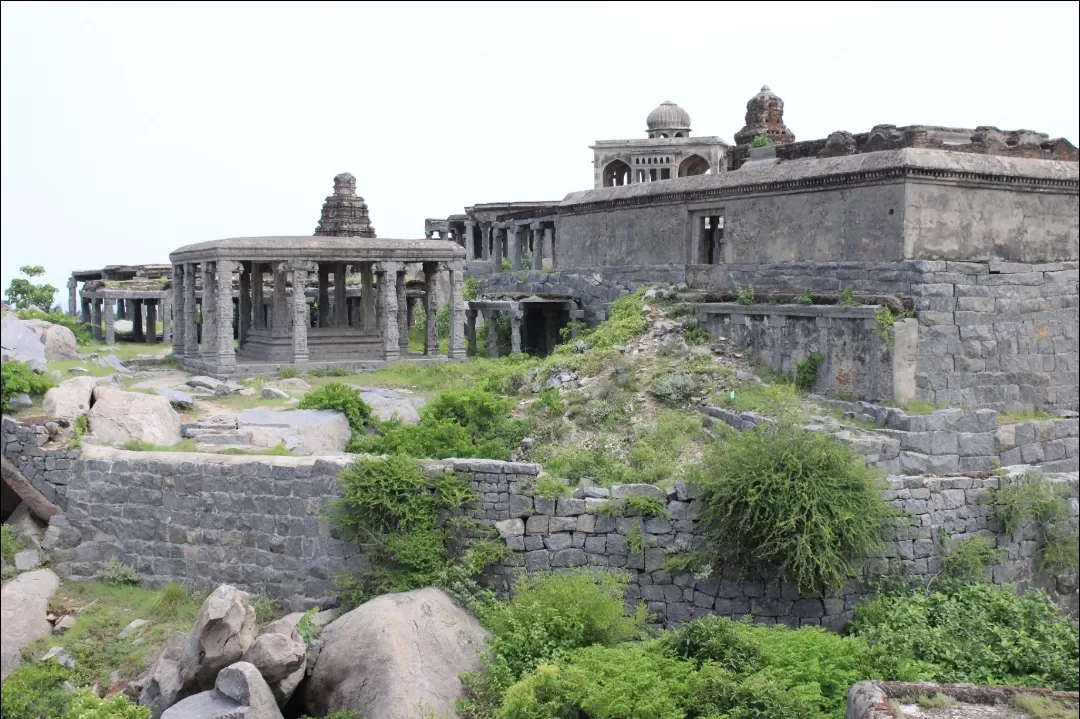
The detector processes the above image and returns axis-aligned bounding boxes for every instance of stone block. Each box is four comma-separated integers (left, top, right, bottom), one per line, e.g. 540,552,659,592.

555,498,585,516
576,514,596,533
610,483,665,500
551,548,587,567
509,494,533,518
543,533,572,551
525,550,550,570
494,518,524,538
549,516,577,532
929,432,958,455
958,432,996,457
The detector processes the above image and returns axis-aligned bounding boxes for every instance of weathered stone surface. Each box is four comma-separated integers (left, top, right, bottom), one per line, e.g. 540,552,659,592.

186,376,223,391
215,661,284,719
494,518,525,538
40,645,75,668
1,456,62,520
157,388,195,411
23,319,79,359
358,387,423,425
1,313,47,371
132,630,185,717
238,408,351,455
160,690,243,719
241,632,305,684
266,378,310,392
42,376,102,420
119,619,149,640
305,587,486,718
53,614,77,634
8,393,33,410
610,483,666,500
6,503,46,548
261,387,289,400
1,569,60,680
89,386,182,446
96,353,132,374
14,549,41,571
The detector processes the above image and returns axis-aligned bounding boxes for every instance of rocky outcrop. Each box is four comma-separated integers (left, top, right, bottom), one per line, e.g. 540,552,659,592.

237,408,350,455
1,568,60,680
1,313,46,372
357,386,425,425
88,386,182,446
162,661,283,719
23,319,79,359
242,628,305,704
42,375,102,420
304,587,487,718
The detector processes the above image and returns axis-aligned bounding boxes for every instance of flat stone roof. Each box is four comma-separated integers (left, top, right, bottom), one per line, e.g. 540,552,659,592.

170,236,465,264
561,148,1079,210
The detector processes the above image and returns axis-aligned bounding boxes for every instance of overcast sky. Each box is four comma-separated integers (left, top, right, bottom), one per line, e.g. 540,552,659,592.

3,1,1078,305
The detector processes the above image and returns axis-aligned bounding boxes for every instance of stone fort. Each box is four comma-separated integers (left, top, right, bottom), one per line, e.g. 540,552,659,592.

426,86,1079,412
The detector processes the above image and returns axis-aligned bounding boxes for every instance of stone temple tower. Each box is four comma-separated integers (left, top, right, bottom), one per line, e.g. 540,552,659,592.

734,85,795,147
314,172,376,238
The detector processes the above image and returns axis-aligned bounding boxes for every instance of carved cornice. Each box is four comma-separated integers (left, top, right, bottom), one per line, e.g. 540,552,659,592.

560,165,1079,216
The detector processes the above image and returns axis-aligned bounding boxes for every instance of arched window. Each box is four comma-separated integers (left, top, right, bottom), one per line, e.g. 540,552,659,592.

678,154,710,177
603,159,632,187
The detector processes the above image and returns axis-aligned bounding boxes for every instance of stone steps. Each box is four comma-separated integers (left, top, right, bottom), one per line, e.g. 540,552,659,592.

192,432,252,445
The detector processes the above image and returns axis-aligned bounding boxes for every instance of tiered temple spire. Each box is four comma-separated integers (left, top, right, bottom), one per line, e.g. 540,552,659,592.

314,172,376,237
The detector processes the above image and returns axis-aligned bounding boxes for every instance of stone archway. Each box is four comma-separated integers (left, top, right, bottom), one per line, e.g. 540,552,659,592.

602,159,631,187
678,154,710,177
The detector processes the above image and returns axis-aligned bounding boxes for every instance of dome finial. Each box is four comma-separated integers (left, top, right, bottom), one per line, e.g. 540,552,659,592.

761,84,771,92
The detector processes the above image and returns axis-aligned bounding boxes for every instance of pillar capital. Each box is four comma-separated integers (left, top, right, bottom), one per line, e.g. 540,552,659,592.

375,260,403,274
216,259,239,275
282,260,317,274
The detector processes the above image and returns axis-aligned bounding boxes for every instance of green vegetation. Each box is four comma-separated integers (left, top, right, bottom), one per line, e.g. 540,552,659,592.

749,134,774,148
96,558,142,586
278,366,300,379
692,422,898,593
1,360,53,412
296,606,323,644
997,409,1056,425
299,382,373,435
1013,694,1077,718
994,471,1080,575
937,534,1002,585
2,523,24,561
795,351,824,391
4,264,57,311
330,455,507,607
533,476,572,500
732,283,755,305
17,306,93,345
648,372,695,404
795,288,814,305
839,284,857,306
120,439,197,452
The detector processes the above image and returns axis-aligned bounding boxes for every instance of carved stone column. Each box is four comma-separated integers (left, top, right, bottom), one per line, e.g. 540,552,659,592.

183,263,199,358
406,296,417,333
91,299,102,341
334,263,348,327
317,264,330,328
161,292,172,345
202,264,217,355
480,223,491,260
273,263,289,332
81,298,91,325
145,300,157,344
132,300,145,342
117,299,127,320
171,266,185,356
251,263,265,329
378,261,402,362
360,262,375,333
510,227,525,271
103,299,115,345
492,227,505,273
530,222,543,271
449,262,466,360
465,308,477,357
67,277,77,317
239,262,251,348
543,227,555,270
464,221,478,259
510,304,522,355
215,260,237,368
286,261,314,365
487,311,499,358
396,269,408,354
423,262,439,355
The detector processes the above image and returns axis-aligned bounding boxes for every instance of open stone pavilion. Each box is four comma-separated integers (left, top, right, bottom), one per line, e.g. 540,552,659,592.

168,236,467,377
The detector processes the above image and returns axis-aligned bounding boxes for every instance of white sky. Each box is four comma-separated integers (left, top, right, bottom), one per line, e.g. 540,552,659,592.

3,1,1078,304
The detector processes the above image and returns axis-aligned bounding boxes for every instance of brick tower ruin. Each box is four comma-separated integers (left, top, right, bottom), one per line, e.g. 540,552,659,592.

314,172,376,237
734,84,795,147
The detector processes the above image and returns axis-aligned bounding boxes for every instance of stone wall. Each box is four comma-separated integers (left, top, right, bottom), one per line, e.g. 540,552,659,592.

1,417,81,508
696,303,918,405
703,402,1079,476
691,259,1079,412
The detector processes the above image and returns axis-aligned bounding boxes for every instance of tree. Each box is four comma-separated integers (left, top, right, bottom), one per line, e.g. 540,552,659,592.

5,265,57,311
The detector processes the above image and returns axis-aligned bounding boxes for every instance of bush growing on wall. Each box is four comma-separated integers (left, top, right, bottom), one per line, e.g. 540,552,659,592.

691,421,899,594
1,360,53,412
298,383,372,436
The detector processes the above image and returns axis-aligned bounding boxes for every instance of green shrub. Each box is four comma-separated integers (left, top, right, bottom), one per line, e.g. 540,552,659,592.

659,615,762,673
64,690,150,719
533,476,571,500
692,670,815,719
16,307,93,345
330,455,499,606
795,352,824,391
839,285,857,306
732,283,755,305
648,372,695,404
692,421,897,594
298,383,372,434
994,471,1079,576
850,582,1079,691
554,289,646,353
795,288,814,305
296,606,322,644
534,388,565,415
277,366,299,379
1,360,53,412
96,558,141,586
937,534,1002,585
749,134,774,148
2,523,24,561
622,494,668,518
151,581,190,618
249,592,282,622
5,265,56,311
0,661,75,719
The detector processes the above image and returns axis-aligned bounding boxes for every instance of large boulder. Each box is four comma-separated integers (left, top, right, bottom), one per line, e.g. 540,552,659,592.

1,313,46,372
304,587,487,719
42,375,102,420
237,408,350,455
162,661,282,719
243,622,306,705
22,319,79,359
1,568,60,680
88,386,182,446
357,386,425,425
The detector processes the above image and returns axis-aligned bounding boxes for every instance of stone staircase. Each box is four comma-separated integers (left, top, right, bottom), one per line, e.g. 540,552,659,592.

180,417,260,453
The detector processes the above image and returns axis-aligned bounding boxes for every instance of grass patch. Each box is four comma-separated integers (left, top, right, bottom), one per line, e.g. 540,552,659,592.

120,439,198,452
998,409,1056,425
715,377,803,419
1014,694,1077,718
219,441,292,456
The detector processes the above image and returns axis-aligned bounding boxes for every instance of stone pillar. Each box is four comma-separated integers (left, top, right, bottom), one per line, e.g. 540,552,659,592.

349,297,359,328
286,261,313,365
360,262,375,333
171,266,185,356
378,262,402,362
161,292,172,345
543,227,555,270
510,305,522,355
423,262,439,355
465,309,477,357
449,262,466,360
510,227,523,271
202,264,217,354
334,263,348,327
145,300,157,344
492,227,505,273
238,263,251,348
67,277,77,316
317,264,330,328
406,296,418,333
132,299,145,342
91,299,102,341
251,263,265,329
215,260,237,368
487,311,499,358
481,223,491,260
273,263,289,331
465,221,478,259
183,264,198,358
530,223,543,271
396,269,408,354
543,307,559,354
103,299,115,345
81,298,91,325
117,299,127,320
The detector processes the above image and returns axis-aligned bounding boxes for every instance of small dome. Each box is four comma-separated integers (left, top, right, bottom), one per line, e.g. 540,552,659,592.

646,101,691,131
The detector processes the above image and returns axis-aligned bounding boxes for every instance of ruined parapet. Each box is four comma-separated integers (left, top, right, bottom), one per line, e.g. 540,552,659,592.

314,172,376,238
733,84,795,147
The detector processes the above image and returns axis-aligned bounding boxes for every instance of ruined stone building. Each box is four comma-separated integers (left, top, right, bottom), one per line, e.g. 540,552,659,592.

427,86,1080,412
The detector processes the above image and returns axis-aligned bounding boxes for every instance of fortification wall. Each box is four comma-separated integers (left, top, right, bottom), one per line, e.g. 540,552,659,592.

3,422,1075,623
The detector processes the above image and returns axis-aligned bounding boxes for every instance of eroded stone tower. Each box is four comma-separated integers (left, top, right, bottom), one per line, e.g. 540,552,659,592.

314,172,376,237
734,84,795,147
